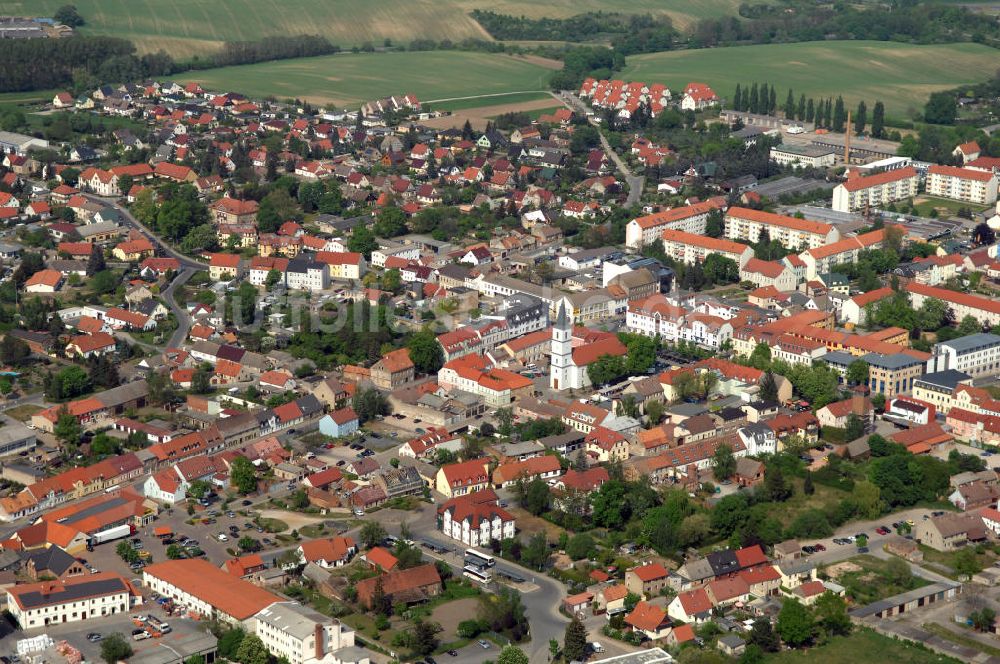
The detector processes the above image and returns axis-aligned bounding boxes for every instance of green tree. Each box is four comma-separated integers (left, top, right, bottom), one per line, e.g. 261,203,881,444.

230,456,257,494
522,478,550,516
257,188,300,234
803,471,815,496
191,365,212,394
587,354,626,386
347,225,378,259
712,443,736,481
54,412,82,446
958,315,983,336
166,544,184,559
564,616,588,662
520,532,548,570
871,101,886,138
749,618,780,652
854,100,867,134
814,592,851,636
497,645,530,664
100,633,132,663
217,628,245,659
846,360,869,386
924,91,957,125
705,209,724,238
776,598,814,647
971,607,997,633
407,329,444,374
748,342,771,370
235,634,270,664
360,520,387,549
412,619,442,656
565,533,596,560
54,4,85,27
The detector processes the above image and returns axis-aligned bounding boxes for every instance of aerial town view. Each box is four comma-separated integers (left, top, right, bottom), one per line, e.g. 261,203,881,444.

1,1,1000,664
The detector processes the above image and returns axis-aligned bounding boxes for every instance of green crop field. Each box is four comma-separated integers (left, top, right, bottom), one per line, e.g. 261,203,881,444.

623,41,1000,117
0,0,744,55
185,51,554,107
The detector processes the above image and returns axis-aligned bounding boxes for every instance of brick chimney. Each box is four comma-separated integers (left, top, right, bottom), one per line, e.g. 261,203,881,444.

315,623,324,660
852,385,869,417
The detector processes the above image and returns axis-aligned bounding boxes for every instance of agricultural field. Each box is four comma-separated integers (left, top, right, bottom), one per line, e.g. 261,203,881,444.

0,0,745,55
622,41,1000,118
185,51,555,108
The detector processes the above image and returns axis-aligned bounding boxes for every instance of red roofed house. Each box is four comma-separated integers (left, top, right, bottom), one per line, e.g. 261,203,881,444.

492,455,561,488
435,458,491,498
668,587,713,623
296,536,357,569
362,546,399,572
626,562,669,599
154,162,197,182
370,348,415,390
24,269,63,293
355,563,441,610
625,600,672,641
208,253,242,281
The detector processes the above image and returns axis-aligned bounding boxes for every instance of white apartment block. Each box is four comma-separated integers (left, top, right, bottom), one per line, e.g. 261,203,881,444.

724,207,839,250
660,229,754,268
832,167,919,213
370,243,419,268
625,201,719,249
7,574,136,629
927,333,1000,379
926,165,999,205
440,503,516,548
252,603,364,664
285,259,330,292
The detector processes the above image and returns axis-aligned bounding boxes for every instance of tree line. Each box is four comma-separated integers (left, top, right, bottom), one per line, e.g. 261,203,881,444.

731,82,888,137
0,33,339,93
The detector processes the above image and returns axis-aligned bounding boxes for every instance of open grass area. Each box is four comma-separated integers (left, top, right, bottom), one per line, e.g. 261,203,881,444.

0,0,746,54
622,41,1000,117
828,554,928,605
4,404,42,421
185,51,554,107
910,196,988,218
763,628,961,663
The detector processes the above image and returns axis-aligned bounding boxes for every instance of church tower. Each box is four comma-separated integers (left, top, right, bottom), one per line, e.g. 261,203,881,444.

550,302,573,390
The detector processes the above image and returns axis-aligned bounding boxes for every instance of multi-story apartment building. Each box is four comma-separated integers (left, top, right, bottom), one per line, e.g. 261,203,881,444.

831,167,919,213
864,352,925,399
926,165,998,205
909,283,1000,328
284,258,329,291
799,227,889,280
625,200,722,249
660,229,754,267
927,333,1000,379
724,207,839,250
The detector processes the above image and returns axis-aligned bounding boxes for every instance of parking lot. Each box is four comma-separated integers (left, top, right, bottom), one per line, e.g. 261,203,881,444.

8,609,213,662
80,503,287,581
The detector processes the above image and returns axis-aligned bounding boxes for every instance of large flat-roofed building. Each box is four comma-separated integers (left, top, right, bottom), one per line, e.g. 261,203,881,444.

912,370,973,415
143,559,280,624
769,144,836,169
927,333,1000,379
251,602,367,664
724,207,839,250
6,572,139,628
832,167,919,213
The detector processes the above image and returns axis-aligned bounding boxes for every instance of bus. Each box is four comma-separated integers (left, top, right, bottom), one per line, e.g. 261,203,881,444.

465,548,495,569
463,565,493,585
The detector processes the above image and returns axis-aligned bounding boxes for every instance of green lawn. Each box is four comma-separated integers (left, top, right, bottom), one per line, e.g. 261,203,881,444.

764,628,961,664
911,196,988,218
832,554,928,605
622,41,1000,118
0,0,744,55
185,51,554,107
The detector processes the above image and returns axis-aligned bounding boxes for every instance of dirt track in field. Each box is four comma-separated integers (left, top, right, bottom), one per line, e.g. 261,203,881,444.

422,96,565,130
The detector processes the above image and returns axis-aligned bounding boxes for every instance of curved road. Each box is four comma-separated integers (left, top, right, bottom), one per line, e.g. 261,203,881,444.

83,194,206,349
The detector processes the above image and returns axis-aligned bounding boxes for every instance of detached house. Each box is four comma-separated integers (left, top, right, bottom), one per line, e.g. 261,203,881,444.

435,458,491,498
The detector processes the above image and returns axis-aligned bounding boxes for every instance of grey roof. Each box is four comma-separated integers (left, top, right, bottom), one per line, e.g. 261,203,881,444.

21,546,78,576
822,350,855,368
915,370,971,391
668,402,709,417
253,601,329,640
677,557,714,583
718,634,746,648
849,580,960,618
538,431,586,449
861,352,924,370
95,379,149,408
12,576,130,609
940,332,1000,354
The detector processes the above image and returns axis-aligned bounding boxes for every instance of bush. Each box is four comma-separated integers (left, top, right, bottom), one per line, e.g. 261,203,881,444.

458,619,486,638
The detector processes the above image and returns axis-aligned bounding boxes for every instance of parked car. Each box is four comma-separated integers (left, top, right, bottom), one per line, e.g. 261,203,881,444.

86,633,102,642
478,640,491,649
813,543,826,552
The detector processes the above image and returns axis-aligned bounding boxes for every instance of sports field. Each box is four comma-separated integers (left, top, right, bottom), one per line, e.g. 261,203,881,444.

185,51,555,107
0,0,745,54
623,41,999,117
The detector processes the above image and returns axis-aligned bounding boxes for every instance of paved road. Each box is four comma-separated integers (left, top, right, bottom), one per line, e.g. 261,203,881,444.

559,91,644,208
400,503,569,663
80,194,205,350
797,506,942,569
